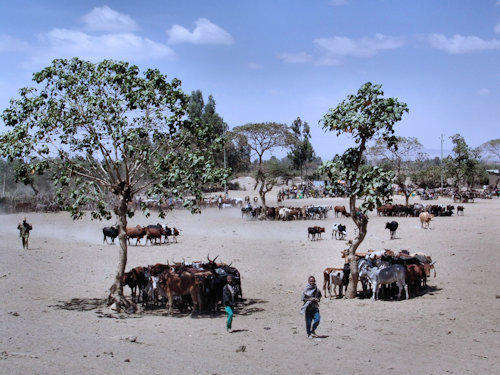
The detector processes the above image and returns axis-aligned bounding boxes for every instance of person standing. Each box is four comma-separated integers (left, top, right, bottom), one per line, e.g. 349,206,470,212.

223,275,237,332
301,275,321,338
218,194,223,210
17,217,33,250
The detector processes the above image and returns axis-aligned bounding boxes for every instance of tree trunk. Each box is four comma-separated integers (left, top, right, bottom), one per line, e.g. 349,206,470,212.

259,183,267,211
405,192,410,206
345,196,368,299
107,196,135,313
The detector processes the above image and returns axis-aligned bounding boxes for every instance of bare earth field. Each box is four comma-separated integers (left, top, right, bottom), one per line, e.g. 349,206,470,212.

1,181,499,375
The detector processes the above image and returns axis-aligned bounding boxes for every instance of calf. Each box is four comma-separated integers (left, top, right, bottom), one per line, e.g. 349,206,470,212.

102,226,118,244
164,225,179,243
331,223,347,240
419,212,433,229
307,227,319,241
329,270,345,298
322,267,342,297
385,221,398,239
313,226,325,239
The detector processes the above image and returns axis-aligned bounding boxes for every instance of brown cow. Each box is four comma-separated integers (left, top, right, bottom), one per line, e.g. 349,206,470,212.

126,225,147,245
145,224,165,245
122,266,148,303
158,270,203,314
334,206,351,218
405,263,426,297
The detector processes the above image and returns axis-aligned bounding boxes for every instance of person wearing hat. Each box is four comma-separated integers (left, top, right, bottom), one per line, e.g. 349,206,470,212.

17,217,33,250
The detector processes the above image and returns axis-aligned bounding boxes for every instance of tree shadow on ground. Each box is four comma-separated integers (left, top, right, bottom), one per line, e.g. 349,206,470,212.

49,297,268,319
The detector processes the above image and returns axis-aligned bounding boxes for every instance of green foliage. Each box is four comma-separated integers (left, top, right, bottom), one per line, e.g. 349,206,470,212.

288,117,315,175
319,82,409,216
231,122,295,207
367,136,423,204
444,134,481,189
231,122,296,162
0,58,228,219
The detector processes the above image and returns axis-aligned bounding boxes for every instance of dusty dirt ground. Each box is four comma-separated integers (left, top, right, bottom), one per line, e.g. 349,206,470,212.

1,178,499,374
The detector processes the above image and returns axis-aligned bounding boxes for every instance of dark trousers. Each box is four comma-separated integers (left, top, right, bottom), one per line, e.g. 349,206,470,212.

305,307,320,335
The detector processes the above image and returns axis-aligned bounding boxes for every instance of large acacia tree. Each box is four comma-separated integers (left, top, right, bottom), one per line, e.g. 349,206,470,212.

0,58,227,311
231,122,294,209
319,82,408,298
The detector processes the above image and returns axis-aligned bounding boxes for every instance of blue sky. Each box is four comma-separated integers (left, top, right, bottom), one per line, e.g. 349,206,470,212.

1,0,499,160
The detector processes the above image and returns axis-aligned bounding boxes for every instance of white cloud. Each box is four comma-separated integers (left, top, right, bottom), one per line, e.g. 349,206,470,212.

280,33,404,65
314,34,406,58
478,88,491,96
278,52,314,64
166,18,234,45
0,34,30,52
424,33,500,53
81,6,138,33
494,22,500,34
35,28,174,64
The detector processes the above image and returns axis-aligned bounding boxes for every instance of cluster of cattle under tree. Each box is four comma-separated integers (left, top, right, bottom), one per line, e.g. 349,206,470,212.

323,249,435,300
122,256,242,315
102,224,180,245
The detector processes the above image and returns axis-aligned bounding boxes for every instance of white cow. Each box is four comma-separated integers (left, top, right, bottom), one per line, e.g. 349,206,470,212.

360,264,408,300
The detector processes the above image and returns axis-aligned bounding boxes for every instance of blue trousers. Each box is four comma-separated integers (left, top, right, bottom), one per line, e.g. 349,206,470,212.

225,306,234,329
305,307,320,336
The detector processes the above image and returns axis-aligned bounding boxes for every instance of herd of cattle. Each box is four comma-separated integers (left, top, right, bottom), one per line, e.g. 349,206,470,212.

306,203,466,242
102,224,180,245
242,204,338,220
323,249,436,301
110,199,458,308
121,256,241,314
376,203,464,217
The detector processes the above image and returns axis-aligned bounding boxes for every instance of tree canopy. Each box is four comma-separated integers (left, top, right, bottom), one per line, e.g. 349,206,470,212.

368,136,423,205
444,134,481,189
231,122,295,208
0,58,227,311
319,82,409,298
288,117,315,178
